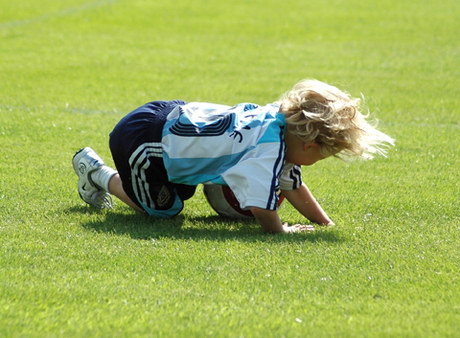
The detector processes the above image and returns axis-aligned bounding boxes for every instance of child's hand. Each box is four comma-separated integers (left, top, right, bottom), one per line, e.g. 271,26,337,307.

282,222,315,233
250,207,315,234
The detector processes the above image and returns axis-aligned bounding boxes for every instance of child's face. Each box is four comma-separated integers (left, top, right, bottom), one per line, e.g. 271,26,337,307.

286,143,325,166
285,131,326,166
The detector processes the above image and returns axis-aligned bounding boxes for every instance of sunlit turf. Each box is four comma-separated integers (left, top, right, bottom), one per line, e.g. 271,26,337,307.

1,0,460,336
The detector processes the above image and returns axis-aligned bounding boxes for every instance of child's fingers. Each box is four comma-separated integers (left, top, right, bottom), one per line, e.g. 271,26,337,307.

295,224,315,232
283,223,315,233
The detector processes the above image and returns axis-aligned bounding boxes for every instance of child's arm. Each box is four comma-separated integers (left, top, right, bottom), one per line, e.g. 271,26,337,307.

250,207,314,233
281,182,334,226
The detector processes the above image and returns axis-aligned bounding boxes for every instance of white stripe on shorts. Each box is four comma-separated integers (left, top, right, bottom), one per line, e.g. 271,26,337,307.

129,142,163,208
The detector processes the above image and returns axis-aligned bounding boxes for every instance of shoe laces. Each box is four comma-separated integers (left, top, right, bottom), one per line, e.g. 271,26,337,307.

91,191,113,209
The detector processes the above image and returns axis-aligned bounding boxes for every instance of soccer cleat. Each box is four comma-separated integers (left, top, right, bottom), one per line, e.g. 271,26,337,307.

72,147,113,209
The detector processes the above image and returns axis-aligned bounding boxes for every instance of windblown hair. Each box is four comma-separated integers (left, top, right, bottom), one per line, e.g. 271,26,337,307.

277,79,394,159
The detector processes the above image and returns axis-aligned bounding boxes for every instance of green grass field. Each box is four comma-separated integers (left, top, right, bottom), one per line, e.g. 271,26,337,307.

1,0,460,336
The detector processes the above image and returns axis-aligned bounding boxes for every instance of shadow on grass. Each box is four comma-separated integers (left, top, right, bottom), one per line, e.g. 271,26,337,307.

68,206,342,244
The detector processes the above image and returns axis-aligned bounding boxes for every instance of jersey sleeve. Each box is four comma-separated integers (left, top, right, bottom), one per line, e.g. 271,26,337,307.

222,143,285,211
279,163,302,191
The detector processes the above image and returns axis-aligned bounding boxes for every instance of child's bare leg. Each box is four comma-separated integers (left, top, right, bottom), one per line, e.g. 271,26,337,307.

108,174,146,214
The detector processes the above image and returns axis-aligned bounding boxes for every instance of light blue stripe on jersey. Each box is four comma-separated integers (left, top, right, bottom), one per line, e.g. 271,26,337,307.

163,149,253,186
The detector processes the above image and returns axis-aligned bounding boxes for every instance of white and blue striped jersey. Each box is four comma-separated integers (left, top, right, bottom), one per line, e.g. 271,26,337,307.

161,102,301,210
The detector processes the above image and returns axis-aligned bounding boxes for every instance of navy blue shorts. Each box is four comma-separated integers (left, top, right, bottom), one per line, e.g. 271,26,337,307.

109,100,196,217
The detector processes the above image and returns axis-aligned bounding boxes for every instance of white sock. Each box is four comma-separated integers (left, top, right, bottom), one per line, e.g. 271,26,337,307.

90,166,117,192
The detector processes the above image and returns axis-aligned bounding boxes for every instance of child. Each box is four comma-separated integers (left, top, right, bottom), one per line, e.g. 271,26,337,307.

72,79,394,233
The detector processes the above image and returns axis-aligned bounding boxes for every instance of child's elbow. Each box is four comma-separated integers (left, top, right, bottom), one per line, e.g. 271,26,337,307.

249,206,266,217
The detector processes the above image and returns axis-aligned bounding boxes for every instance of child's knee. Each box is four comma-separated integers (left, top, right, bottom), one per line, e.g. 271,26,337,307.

176,184,197,201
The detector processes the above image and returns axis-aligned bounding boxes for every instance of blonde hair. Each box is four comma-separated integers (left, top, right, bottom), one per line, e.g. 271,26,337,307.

277,79,394,160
